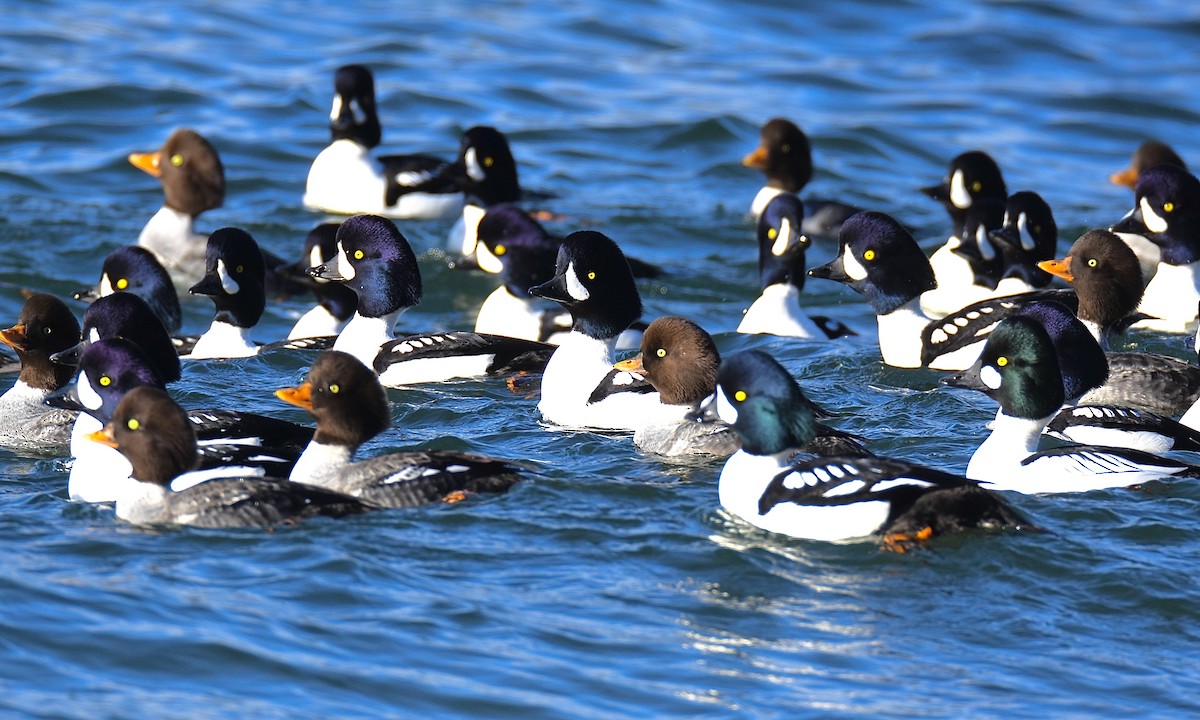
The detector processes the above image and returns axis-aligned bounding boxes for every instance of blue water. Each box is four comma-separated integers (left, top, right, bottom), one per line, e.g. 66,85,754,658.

3,1,1200,717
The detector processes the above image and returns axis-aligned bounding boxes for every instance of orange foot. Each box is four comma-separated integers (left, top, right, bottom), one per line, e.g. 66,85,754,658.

880,526,934,553
441,490,470,504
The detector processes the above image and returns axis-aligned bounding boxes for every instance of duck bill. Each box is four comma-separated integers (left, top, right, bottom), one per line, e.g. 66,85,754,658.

1037,256,1074,282
528,274,573,304
85,426,118,449
987,227,1019,252
307,263,346,283
938,362,989,393
613,354,645,374
72,284,100,302
49,341,83,367
1109,167,1139,189
128,151,162,178
741,144,768,170
188,273,223,297
44,384,86,412
1109,206,1149,236
0,324,28,351
807,255,849,284
274,382,314,411
921,182,950,202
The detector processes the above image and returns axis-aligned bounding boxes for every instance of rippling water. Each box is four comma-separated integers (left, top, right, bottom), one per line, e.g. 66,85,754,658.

3,1,1200,717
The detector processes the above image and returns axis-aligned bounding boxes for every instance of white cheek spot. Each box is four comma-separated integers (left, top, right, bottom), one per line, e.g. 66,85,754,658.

99,274,114,297
465,147,485,182
980,365,1002,390
348,98,363,126
565,262,590,302
217,259,240,295
89,328,100,344
976,223,995,260
1141,197,1168,233
476,243,504,274
1017,212,1035,251
949,169,972,209
336,242,356,281
77,373,102,411
329,95,342,123
771,217,792,256
715,387,739,425
309,246,324,269
842,247,868,282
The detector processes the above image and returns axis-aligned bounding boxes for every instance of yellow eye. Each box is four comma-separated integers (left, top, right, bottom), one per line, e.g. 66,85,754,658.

1164,202,1175,212
353,250,364,260
767,228,778,240
1033,225,1042,234
780,143,790,154
170,154,183,167
1087,258,1098,268
587,271,596,280
329,384,339,394
863,249,876,261
127,418,140,430
997,357,1008,367
494,244,507,256
116,278,129,290
42,326,51,334
656,348,666,358
483,156,494,167
99,376,111,387
734,390,747,402
971,181,982,192
235,265,244,274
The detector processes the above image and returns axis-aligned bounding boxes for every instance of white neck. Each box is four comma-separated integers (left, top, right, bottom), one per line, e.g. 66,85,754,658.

876,298,932,368
333,309,404,368
114,480,171,525
750,186,787,218
288,304,347,340
474,285,544,341
186,320,258,360
966,411,1048,485
737,283,821,338
289,441,355,489
1136,260,1200,332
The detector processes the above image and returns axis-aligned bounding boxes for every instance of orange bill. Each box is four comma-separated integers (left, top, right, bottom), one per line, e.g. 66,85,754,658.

128,151,162,178
0,324,28,351
1037,256,1074,282
274,382,314,410
613,354,645,374
1109,167,1138,189
741,144,768,170
86,427,118,449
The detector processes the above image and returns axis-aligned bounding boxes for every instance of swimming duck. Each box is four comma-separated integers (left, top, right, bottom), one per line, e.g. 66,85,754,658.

275,350,523,507
184,227,267,359
986,190,1059,296
741,117,858,238
705,349,1028,544
283,223,358,340
736,194,838,339
612,316,740,457
303,64,463,220
941,315,1200,493
0,293,81,450
87,386,365,528
530,230,689,432
129,128,226,286
1110,164,1200,332
73,245,182,335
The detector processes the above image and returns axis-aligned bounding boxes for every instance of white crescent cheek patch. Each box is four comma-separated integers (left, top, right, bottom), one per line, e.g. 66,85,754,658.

465,147,485,182
771,218,792,256
950,169,972,209
77,373,102,411
476,243,504,274
329,96,342,123
842,248,869,282
980,365,1003,390
99,274,114,297
1141,197,1169,233
336,243,357,281
217,259,240,295
565,262,590,301
716,387,739,425
1018,212,1035,251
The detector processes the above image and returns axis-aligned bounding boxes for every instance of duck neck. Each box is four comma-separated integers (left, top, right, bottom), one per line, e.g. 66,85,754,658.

290,440,355,488
966,409,1048,481
876,298,931,368
333,308,404,368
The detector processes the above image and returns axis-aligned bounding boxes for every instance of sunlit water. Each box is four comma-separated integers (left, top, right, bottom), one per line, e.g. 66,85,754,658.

2,1,1200,717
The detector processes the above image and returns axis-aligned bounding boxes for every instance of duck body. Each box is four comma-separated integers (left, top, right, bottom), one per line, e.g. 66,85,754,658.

0,293,81,451
737,194,826,339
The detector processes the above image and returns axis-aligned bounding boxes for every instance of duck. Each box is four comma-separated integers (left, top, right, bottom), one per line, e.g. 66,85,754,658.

469,204,571,343
275,350,523,507
1109,164,1200,332
445,125,528,258
940,315,1200,493
985,190,1059,297
919,150,1010,317
740,117,859,239
736,193,842,339
611,316,740,457
128,128,227,286
529,230,693,432
1110,139,1186,190
55,338,313,503
87,386,365,528
51,292,181,384
282,223,358,340
310,214,553,385
184,227,267,359
703,349,1029,545
807,210,989,369
0,293,81,450
303,64,463,220
72,245,182,335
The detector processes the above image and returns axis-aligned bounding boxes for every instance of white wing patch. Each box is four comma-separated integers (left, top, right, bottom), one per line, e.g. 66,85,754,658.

394,169,435,188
